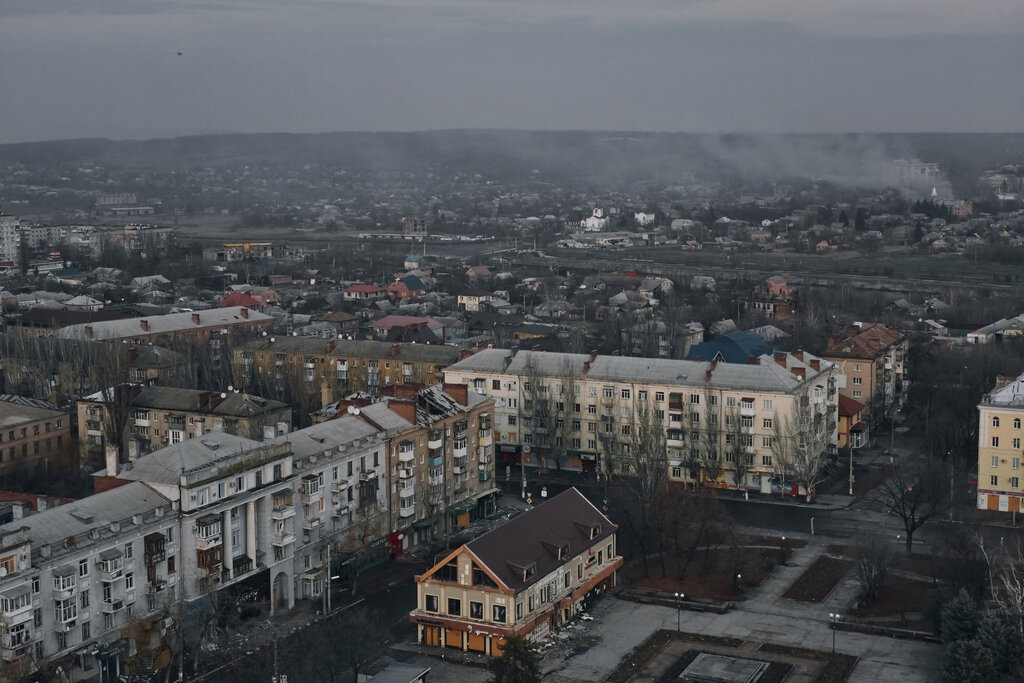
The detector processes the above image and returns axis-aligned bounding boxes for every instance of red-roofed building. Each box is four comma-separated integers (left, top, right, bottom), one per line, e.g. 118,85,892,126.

373,315,445,343
837,394,868,450
344,284,387,302
220,291,260,309
823,322,908,428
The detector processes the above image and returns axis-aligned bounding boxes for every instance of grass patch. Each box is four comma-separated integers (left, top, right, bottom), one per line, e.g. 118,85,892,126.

628,545,780,601
757,643,859,683
782,557,854,603
657,650,792,683
850,575,944,626
607,631,745,683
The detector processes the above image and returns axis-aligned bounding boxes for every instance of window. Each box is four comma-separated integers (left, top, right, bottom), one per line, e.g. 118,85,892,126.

602,386,614,398
621,425,631,435
993,437,1000,448
126,572,134,590
528,595,535,612
564,573,571,588
32,576,39,594
763,399,773,410
763,418,773,430
672,467,682,478
168,556,176,574
655,392,665,402
852,391,862,399
621,389,631,399
1015,458,1021,470
991,475,998,486
125,542,133,559
1015,439,1021,450
853,364,861,372
507,398,517,409
1016,418,1022,429
587,404,597,415
690,394,700,404
507,415,517,426
1012,477,1021,488
447,598,461,616
492,379,501,390
470,601,483,619
79,558,89,577
994,416,1001,427
104,613,113,629
726,396,737,408
515,602,522,620
993,456,1000,467
763,437,774,448
638,390,647,401
762,455,773,466
82,621,91,640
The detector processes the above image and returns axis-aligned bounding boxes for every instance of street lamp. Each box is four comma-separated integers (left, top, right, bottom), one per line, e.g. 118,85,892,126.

674,592,684,631
829,613,842,653
735,573,742,590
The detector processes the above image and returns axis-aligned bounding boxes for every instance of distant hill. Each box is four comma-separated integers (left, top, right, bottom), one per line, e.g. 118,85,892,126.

0,131,1021,195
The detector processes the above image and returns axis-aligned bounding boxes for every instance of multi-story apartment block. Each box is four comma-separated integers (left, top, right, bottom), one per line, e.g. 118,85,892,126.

822,322,908,427
232,337,464,407
444,348,840,495
77,385,291,463
0,215,21,268
116,433,299,610
56,306,272,345
977,374,1024,513
0,396,72,487
0,482,178,682
410,487,619,655
351,383,497,551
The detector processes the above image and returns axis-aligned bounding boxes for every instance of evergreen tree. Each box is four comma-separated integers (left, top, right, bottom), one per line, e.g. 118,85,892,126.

941,589,980,645
488,635,541,683
942,640,994,683
978,613,1023,676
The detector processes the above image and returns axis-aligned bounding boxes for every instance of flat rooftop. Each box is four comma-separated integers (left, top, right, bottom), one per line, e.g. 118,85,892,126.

681,653,769,683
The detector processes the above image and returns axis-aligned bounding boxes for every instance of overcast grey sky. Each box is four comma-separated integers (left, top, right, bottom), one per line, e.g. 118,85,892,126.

1,0,1022,143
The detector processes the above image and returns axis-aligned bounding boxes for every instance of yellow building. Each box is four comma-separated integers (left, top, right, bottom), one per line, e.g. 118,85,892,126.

410,487,619,654
977,374,1024,512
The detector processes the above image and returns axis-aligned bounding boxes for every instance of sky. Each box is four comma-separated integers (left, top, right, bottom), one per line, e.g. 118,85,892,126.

1,0,1022,143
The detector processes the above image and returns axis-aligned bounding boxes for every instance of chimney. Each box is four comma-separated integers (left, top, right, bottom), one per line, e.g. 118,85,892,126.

197,391,208,411
326,340,335,353
589,349,598,364
792,367,806,380
239,307,249,319
748,356,758,365
140,319,149,332
192,313,200,325
387,399,417,424
391,344,400,357
583,361,591,374
706,360,717,383
774,352,787,368
443,383,469,405
84,325,94,339
321,382,333,408
792,350,804,361
810,359,820,372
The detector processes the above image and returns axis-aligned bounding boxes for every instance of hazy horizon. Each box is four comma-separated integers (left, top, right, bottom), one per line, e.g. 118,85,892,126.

1,1,1022,144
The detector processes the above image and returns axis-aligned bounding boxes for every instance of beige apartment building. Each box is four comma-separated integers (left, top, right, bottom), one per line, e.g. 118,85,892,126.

821,322,908,428
977,374,1024,513
410,487,619,655
444,348,841,495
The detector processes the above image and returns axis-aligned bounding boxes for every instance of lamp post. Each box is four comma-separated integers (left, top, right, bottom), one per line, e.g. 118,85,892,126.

674,592,684,631
829,612,842,653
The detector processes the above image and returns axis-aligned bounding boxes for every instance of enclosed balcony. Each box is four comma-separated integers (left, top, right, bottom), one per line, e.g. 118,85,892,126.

0,586,32,624
194,514,223,551
398,443,416,464
98,549,124,582
100,598,124,615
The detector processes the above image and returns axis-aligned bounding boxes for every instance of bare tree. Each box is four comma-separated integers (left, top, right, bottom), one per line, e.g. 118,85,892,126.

700,388,724,487
88,346,137,471
879,463,948,552
725,406,750,497
990,538,1024,636
771,392,830,502
853,534,892,605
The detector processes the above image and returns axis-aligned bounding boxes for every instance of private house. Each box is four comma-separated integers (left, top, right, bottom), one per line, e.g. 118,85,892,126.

388,275,426,301
967,314,1024,344
837,394,868,450
372,315,445,343
410,487,619,655
746,276,797,321
343,285,387,303
977,374,1024,513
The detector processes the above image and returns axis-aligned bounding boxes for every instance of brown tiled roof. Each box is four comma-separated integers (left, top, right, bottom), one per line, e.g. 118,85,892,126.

825,323,904,360
837,393,865,418
465,487,615,593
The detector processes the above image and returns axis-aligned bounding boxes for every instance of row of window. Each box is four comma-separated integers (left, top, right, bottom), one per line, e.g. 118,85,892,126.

992,417,1023,429
1,420,64,444
990,475,1021,488
991,437,1023,449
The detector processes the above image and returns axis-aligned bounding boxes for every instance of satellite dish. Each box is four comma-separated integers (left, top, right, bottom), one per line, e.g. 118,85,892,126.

0,567,8,577
220,393,227,399
227,385,233,392
270,337,275,342
302,534,310,544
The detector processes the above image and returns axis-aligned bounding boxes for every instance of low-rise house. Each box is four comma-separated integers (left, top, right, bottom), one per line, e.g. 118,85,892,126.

372,315,445,343
343,285,387,302
388,275,426,300
967,313,1024,344
409,487,619,654
837,394,868,450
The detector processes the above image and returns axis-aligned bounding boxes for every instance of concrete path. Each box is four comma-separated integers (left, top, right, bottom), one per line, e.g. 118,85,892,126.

542,537,940,682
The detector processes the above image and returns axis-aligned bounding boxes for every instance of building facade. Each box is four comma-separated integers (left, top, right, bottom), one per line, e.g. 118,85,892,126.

0,396,72,487
56,307,273,345
821,322,909,428
977,374,1024,513
444,348,841,495
410,487,619,655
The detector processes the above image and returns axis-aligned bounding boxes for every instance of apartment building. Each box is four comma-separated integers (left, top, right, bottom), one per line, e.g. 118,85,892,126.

977,374,1024,513
0,396,72,487
115,433,299,611
0,215,22,267
0,482,178,682
444,348,840,495
821,322,908,427
232,337,464,407
410,487,619,655
56,306,272,345
77,385,291,462
353,383,497,551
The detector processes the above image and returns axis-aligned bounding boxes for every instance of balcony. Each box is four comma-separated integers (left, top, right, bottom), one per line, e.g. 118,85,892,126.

145,580,167,595
53,619,76,633
428,455,443,468
359,467,375,481
478,429,493,446
740,404,755,416
303,518,320,532
479,452,493,466
195,534,222,551
134,417,151,427
272,531,296,547
304,362,315,370
400,484,416,499
100,599,124,615
454,443,468,458
195,563,222,580
453,466,465,475
667,437,684,447
398,446,415,464
398,467,414,479
332,502,351,517
331,480,347,493
428,435,444,450
1,642,31,663
399,505,415,519
231,556,254,577
479,471,491,483
272,504,295,521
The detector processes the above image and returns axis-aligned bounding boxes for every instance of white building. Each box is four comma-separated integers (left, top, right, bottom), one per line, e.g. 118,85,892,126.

0,215,22,267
